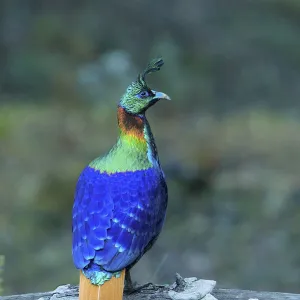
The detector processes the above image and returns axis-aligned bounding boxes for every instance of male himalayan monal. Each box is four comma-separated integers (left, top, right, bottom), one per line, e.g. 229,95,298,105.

72,58,170,300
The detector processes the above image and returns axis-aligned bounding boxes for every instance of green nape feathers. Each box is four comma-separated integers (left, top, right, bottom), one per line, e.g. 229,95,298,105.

119,57,170,115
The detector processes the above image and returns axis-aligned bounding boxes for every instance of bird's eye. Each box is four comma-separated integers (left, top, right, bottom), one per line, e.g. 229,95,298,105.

138,91,149,98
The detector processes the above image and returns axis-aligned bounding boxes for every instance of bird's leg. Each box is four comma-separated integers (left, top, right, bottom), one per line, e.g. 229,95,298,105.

124,269,135,293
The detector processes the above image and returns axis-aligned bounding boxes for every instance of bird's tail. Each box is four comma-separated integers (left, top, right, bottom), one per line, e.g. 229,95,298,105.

79,269,125,300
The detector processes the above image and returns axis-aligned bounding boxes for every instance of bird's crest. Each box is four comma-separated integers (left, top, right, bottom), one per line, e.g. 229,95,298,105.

138,57,164,86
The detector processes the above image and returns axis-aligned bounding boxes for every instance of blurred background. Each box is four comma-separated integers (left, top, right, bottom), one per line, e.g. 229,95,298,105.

1,0,300,296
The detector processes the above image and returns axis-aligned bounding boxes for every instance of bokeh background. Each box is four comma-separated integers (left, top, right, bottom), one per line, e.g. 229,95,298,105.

1,0,300,296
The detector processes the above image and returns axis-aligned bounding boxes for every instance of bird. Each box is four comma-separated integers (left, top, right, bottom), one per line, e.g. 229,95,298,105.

72,57,170,300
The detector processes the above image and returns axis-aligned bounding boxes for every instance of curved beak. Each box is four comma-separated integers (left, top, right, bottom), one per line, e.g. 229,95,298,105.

152,90,171,101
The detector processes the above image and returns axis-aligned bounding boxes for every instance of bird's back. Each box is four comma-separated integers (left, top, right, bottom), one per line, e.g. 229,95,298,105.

72,164,167,274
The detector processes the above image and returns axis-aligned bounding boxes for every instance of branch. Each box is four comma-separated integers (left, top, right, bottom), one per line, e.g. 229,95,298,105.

2,275,300,300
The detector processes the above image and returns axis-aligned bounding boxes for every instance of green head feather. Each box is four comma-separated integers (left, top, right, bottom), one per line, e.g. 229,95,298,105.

119,57,170,114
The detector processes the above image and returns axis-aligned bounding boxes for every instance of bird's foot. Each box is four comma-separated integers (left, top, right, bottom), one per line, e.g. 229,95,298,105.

124,270,160,294
124,282,158,294
124,269,165,294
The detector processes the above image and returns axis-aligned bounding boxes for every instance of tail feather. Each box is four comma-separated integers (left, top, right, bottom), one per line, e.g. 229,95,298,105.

79,270,125,300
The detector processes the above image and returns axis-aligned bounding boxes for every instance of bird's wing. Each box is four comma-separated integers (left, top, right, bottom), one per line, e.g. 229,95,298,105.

72,166,167,272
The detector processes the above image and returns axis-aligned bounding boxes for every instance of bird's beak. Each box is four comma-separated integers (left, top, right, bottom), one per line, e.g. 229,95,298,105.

152,90,171,101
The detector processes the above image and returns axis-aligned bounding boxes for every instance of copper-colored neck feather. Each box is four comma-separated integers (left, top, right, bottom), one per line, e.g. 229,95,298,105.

117,106,145,140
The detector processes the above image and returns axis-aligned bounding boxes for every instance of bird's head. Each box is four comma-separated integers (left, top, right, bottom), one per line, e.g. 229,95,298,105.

119,57,170,115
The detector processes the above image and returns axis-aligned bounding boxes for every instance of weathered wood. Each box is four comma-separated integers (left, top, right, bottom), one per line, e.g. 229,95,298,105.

1,275,300,300
212,288,300,300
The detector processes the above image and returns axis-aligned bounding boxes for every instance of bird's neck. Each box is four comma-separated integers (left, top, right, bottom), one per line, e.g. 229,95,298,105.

117,106,147,146
117,106,160,167
90,107,160,173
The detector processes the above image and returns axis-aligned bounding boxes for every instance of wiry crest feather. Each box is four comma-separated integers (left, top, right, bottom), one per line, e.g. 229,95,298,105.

138,57,164,85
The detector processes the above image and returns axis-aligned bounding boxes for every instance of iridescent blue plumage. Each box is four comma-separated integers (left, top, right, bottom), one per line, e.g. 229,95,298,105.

72,166,168,283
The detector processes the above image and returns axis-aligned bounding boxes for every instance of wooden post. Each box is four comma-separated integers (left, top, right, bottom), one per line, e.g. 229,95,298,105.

79,270,125,300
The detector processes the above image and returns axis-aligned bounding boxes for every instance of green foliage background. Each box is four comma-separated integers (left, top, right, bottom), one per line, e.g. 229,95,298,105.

1,0,300,295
